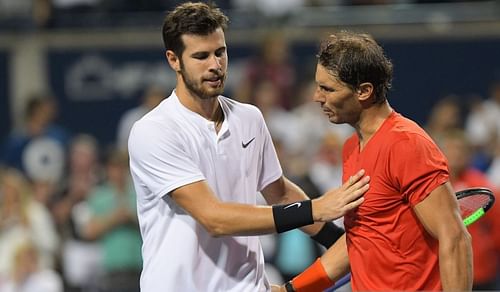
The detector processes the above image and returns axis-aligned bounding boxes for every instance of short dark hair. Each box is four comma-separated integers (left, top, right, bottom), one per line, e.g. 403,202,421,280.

162,2,229,56
317,31,393,103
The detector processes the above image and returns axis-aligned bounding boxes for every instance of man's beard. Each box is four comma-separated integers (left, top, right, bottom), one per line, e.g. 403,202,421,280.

180,66,226,100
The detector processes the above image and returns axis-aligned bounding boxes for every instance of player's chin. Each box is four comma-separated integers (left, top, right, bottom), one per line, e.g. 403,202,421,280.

328,115,342,124
207,84,225,96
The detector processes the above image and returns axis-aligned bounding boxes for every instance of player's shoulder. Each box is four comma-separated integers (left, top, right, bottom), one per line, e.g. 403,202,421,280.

220,95,260,111
133,97,176,128
387,112,433,143
344,133,358,148
128,98,179,146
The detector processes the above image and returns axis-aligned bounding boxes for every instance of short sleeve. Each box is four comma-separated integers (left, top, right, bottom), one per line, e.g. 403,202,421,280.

128,120,205,199
388,134,449,205
255,108,283,191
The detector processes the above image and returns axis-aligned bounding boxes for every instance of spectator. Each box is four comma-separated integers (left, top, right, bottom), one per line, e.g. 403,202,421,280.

235,32,297,110
48,134,102,291
309,131,344,196
50,134,101,237
81,148,141,292
487,143,500,189
1,93,70,190
0,168,59,280
465,80,500,171
425,95,463,144
252,80,296,146
0,241,63,292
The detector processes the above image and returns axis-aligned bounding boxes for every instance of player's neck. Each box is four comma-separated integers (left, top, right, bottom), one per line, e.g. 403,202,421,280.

175,86,221,122
355,102,393,148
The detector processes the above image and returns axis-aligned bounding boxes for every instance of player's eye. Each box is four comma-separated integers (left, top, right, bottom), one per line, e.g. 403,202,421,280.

192,52,209,60
215,48,226,57
320,85,334,92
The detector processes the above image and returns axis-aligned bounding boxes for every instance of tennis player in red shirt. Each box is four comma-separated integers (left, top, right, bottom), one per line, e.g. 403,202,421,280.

277,31,472,291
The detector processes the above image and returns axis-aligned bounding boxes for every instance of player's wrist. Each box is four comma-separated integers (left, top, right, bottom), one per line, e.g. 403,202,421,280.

272,200,313,233
284,281,295,292
311,222,344,248
290,258,335,292
311,198,326,222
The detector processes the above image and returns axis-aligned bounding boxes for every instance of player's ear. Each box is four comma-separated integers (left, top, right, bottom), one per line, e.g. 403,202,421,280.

166,50,181,72
356,82,373,102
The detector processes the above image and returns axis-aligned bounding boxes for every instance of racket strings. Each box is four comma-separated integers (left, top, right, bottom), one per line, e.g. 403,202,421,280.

458,194,490,218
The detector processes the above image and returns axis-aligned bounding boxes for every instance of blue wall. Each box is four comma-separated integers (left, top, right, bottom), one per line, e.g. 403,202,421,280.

385,38,500,124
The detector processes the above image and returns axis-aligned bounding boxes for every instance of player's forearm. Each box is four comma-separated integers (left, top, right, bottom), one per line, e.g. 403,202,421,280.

281,234,350,292
438,230,472,291
178,172,367,237
263,176,310,205
199,198,322,237
198,203,276,236
320,234,350,281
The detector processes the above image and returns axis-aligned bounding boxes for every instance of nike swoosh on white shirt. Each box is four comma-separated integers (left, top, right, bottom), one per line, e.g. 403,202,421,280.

284,202,302,209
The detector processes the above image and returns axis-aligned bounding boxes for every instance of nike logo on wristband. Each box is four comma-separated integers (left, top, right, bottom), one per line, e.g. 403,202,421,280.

284,202,302,209
242,137,255,148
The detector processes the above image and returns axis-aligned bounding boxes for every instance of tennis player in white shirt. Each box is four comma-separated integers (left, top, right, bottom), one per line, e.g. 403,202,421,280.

128,2,369,292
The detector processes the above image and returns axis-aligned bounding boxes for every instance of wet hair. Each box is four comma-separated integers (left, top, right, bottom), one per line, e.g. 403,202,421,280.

162,2,229,56
317,31,393,104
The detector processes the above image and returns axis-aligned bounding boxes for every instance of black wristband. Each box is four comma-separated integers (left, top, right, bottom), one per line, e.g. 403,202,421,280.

284,281,295,292
272,200,314,233
311,221,345,249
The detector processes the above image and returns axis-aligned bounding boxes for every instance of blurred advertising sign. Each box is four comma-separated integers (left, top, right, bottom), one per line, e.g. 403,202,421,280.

48,47,250,146
48,49,175,145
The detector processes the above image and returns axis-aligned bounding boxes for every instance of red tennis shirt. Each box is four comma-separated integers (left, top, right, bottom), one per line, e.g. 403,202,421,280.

342,111,449,291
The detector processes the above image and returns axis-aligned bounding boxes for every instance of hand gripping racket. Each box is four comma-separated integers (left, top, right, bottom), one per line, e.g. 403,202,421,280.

325,187,496,292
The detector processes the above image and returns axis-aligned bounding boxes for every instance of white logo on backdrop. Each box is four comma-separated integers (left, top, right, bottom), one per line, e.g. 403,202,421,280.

64,53,246,101
64,54,175,101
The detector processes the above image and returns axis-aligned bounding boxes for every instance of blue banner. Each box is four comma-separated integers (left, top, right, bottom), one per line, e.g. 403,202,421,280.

48,48,174,145
47,46,254,146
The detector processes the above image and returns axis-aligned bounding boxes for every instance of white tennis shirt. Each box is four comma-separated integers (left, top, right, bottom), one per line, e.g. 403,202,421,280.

128,91,283,292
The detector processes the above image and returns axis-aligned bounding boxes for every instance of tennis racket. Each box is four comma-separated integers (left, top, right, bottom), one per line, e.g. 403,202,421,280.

324,187,496,292
456,187,495,226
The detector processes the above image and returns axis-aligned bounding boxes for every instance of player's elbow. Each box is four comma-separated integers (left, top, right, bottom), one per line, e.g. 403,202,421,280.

206,226,228,237
204,222,230,237
452,229,471,253
439,224,472,254
198,215,231,237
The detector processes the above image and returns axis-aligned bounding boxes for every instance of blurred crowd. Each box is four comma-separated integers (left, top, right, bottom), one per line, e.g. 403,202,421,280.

0,0,493,30
0,26,500,292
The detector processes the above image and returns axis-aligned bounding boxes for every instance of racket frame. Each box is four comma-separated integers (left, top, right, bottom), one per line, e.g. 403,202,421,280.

455,187,495,226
